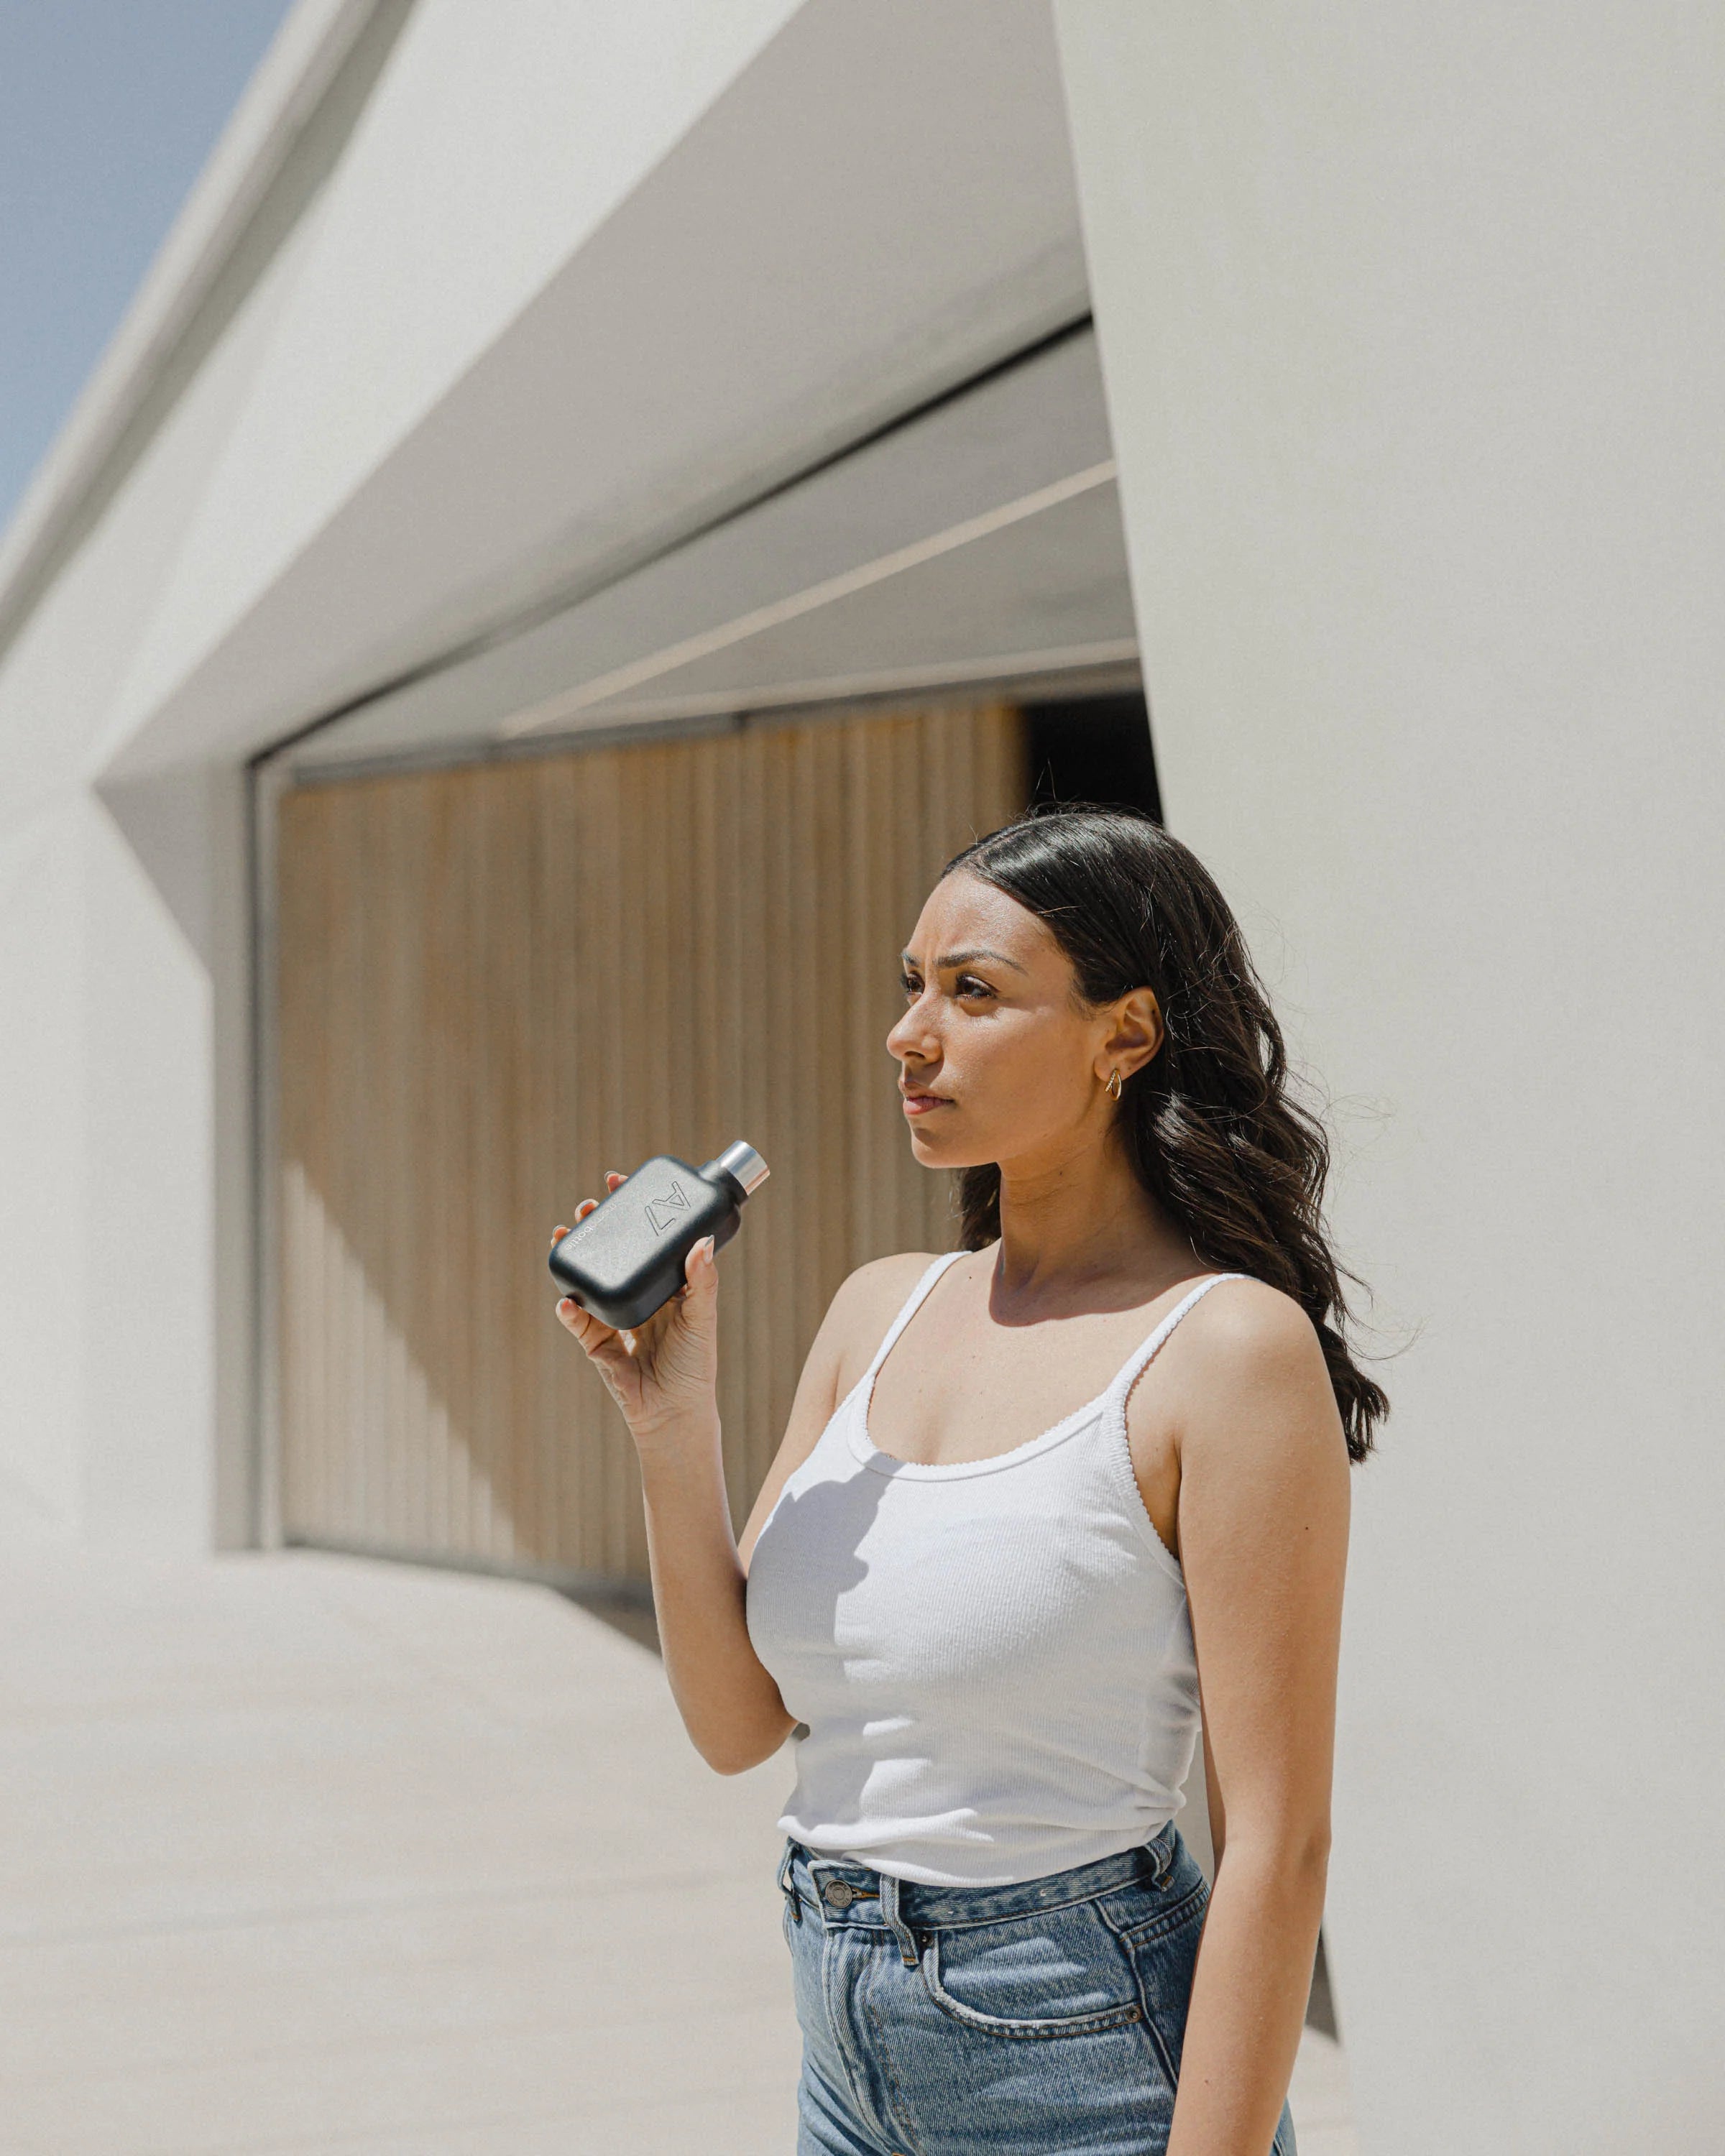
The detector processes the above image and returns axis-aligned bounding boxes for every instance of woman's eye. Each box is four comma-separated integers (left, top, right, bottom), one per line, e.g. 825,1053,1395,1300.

900,971,993,1001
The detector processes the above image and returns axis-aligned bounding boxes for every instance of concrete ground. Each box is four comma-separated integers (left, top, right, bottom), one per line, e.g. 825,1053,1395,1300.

0,1551,1358,2154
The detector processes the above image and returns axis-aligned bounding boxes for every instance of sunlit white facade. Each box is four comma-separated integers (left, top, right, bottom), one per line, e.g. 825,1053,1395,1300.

0,4,1719,2149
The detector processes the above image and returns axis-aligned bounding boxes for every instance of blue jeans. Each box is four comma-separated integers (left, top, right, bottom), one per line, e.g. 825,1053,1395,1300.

776,1825,1297,2155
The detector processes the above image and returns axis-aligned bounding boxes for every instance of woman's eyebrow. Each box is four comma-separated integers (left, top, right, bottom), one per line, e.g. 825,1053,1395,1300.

900,946,1029,975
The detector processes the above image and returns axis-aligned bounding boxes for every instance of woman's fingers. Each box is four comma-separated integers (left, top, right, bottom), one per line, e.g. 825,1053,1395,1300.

556,1296,623,1358
604,1170,626,1191
550,1195,602,1252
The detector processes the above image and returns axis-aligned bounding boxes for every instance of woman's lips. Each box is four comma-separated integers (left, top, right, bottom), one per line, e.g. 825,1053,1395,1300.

901,1091,950,1118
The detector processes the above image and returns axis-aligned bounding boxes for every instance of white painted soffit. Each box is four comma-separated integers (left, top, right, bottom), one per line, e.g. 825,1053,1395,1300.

98,0,1091,786
497,474,1130,737
285,328,1136,775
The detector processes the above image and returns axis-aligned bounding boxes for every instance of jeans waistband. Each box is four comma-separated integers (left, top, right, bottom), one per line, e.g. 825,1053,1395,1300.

776,1823,1180,1938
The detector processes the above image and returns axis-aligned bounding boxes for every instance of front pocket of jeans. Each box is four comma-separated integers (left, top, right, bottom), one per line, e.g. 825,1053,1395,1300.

918,1915,1144,2039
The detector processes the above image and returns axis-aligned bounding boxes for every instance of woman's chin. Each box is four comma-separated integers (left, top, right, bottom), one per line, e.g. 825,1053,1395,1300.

906,1118,979,1166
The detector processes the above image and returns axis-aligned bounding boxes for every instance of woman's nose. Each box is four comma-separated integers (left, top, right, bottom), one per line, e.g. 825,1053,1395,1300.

886,997,937,1061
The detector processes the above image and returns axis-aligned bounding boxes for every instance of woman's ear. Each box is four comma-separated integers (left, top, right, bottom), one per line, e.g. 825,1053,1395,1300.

1100,987,1164,1082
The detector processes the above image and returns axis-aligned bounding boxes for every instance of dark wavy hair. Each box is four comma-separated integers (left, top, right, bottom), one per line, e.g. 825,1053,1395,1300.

941,803,1385,1462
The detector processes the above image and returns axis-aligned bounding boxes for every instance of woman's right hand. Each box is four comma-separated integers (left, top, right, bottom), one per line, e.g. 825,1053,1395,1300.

550,1172,722,1447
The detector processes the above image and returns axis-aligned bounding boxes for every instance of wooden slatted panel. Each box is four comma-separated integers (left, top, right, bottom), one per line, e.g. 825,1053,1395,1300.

276,701,1026,1580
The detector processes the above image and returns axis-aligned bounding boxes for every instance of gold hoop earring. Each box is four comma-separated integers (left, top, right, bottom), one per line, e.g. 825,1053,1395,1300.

1105,1068,1123,1102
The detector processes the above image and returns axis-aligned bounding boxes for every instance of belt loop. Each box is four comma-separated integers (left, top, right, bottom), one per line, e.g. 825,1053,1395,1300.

878,1871,919,1968
776,1840,804,1923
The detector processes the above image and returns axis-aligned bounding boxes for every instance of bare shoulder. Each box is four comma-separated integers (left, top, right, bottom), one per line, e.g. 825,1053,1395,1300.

1184,1275,1328,1376
1160,1276,1345,1468
823,1250,947,1396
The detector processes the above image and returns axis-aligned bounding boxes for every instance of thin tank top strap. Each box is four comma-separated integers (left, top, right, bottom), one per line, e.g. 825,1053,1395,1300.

1108,1271,1251,1402
860,1249,966,1388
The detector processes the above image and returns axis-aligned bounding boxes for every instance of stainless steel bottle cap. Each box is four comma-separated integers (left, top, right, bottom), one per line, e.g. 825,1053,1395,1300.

714,1140,769,1196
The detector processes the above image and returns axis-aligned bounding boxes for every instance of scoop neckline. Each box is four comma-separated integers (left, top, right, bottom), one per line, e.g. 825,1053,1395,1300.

845,1253,1216,1483
847,1370,1121,1481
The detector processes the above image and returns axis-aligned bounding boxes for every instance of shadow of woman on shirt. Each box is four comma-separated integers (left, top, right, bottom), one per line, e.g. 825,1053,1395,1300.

745,1458,902,1805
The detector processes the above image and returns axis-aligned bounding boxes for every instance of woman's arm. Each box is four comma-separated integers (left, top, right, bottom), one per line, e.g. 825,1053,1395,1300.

553,1184,922,1774
1162,1283,1351,2156
632,1263,867,1777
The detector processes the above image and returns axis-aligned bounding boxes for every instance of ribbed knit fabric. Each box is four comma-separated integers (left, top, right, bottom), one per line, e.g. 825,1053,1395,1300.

745,1253,1246,1887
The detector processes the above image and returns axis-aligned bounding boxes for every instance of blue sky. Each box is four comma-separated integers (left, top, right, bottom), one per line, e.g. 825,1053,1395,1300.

0,0,294,534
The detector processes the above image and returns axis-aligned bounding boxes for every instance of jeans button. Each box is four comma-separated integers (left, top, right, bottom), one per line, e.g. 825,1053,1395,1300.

822,1880,857,1909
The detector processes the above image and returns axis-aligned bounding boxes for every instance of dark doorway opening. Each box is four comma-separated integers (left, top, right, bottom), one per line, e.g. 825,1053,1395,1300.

1024,691,1160,821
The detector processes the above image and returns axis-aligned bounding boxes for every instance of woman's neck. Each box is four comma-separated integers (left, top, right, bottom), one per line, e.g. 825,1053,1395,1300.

991,1139,1199,1312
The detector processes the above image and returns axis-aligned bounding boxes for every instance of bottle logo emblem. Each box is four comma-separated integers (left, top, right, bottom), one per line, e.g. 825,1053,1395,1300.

643,1180,692,1236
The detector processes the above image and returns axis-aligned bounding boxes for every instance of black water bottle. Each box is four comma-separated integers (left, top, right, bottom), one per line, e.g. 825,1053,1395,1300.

548,1141,769,1329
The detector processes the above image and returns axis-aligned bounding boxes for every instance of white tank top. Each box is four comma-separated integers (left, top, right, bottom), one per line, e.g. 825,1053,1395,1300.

745,1252,1246,1887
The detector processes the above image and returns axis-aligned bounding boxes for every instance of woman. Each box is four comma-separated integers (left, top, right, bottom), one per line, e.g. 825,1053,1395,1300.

553,804,1381,2156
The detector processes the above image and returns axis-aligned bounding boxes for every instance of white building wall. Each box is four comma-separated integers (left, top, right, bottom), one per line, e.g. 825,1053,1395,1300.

76,791,217,1549
0,803,86,1534
0,195,322,1547
1055,5,1725,2152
